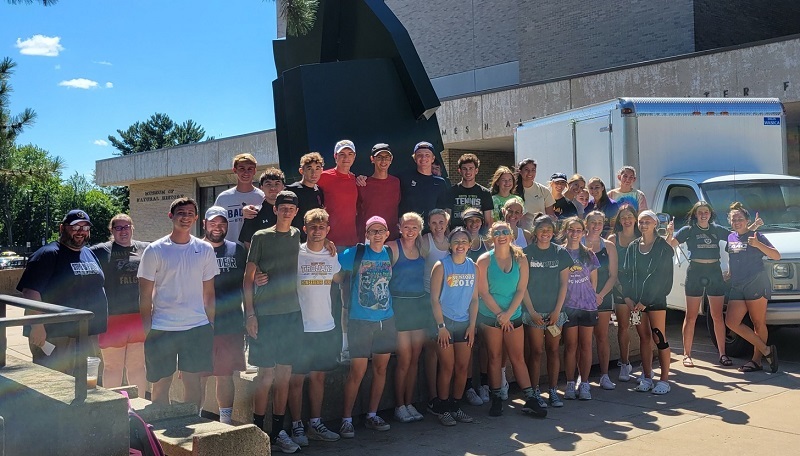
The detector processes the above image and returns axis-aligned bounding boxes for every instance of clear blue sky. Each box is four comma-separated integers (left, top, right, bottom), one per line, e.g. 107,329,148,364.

2,0,278,178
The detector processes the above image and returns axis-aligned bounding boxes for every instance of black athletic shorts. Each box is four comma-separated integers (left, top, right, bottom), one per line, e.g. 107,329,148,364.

292,329,340,374
730,271,771,301
248,312,304,368
145,324,213,382
477,313,523,329
685,261,727,297
562,308,599,328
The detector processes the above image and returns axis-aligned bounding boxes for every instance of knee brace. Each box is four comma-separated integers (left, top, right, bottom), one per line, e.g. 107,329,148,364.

652,328,669,350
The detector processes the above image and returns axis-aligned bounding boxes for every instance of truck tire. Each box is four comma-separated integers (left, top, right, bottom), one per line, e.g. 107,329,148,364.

707,303,753,357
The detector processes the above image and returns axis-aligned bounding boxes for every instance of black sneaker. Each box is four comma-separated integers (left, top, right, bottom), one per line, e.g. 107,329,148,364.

427,399,443,417
521,398,547,418
489,395,503,417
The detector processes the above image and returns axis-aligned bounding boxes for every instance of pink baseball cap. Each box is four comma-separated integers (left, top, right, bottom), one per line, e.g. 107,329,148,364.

365,215,388,230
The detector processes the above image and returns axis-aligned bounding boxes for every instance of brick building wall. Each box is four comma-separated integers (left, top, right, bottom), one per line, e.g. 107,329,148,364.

694,0,800,50
128,178,197,242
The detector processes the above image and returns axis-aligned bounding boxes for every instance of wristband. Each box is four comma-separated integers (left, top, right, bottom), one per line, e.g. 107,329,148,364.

437,322,446,329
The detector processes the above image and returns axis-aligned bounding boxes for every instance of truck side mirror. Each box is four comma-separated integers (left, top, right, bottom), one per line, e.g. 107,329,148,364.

656,213,671,236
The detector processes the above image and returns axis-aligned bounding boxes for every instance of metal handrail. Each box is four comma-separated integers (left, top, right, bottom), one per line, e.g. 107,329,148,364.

0,294,94,403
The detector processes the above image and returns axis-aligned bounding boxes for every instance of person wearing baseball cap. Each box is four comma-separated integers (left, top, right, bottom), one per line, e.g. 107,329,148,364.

318,139,359,247
338,214,396,438
357,144,401,241
398,141,449,227
18,207,108,375
549,172,578,220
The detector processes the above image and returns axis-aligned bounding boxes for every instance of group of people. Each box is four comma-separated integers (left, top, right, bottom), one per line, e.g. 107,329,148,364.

16,143,782,454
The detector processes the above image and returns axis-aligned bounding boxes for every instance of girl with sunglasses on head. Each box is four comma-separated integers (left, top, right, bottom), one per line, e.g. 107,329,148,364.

476,221,545,418
607,203,640,381
502,199,533,248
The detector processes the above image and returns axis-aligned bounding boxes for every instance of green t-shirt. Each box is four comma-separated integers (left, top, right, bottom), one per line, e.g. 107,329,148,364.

248,226,301,315
492,194,524,222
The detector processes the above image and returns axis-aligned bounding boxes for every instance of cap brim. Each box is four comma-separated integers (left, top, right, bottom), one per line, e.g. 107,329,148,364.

69,220,92,226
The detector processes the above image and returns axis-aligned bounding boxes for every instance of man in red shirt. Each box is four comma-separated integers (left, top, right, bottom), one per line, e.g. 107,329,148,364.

357,143,401,241
317,140,359,247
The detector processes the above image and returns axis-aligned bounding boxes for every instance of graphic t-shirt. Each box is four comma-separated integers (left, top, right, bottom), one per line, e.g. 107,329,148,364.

297,244,342,332
137,236,219,331
91,240,148,315
523,242,572,314
674,223,730,260
339,245,394,322
439,256,476,322
398,170,449,223
553,197,578,219
522,182,555,215
239,201,276,245
608,189,646,212
214,187,266,243
248,226,301,316
563,248,600,311
492,194,523,222
18,242,108,337
357,175,401,241
213,240,247,335
727,231,774,286
285,181,325,240
443,183,494,228
318,169,359,246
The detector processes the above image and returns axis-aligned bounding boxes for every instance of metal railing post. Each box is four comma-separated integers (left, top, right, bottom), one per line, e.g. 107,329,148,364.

74,319,88,403
0,301,5,368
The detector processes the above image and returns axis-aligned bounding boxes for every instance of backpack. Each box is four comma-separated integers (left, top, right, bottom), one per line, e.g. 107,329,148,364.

119,391,166,456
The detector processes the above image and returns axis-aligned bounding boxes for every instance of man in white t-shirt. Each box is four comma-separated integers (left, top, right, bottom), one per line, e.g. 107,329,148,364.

138,197,219,407
286,208,344,446
214,153,265,243
516,158,556,227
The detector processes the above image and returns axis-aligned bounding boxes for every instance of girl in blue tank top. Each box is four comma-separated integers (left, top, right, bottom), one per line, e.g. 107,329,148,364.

429,228,479,422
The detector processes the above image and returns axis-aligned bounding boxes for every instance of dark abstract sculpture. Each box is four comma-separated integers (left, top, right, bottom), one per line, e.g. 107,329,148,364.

272,0,445,177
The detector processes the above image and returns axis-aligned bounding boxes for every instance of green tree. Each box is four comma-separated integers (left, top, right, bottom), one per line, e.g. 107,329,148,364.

273,0,318,37
8,144,63,249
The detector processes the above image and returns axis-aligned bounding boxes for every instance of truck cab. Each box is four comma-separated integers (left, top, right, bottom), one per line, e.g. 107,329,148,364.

654,172,800,355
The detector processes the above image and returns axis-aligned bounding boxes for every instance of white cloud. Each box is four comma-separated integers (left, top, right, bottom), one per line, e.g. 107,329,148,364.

58,78,98,89
15,35,64,57
105,82,113,88
93,61,113,66
93,139,108,146
54,64,61,70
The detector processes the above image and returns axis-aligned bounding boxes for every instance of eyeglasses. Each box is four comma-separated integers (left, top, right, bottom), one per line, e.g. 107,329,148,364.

69,225,91,232
112,225,132,232
492,228,512,236
368,228,387,235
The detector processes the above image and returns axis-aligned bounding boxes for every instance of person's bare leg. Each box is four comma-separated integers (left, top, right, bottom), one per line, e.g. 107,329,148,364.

503,327,532,388
563,326,578,382
745,298,770,365
636,317,653,379
181,371,203,409
100,346,125,388
594,312,611,375
403,330,425,404
308,371,326,419
253,367,275,416
707,296,727,357
452,343,472,400
648,311,670,381
726,300,769,357
545,333,561,389
615,304,631,364
424,339,438,401
525,327,544,388
124,342,148,397
682,296,702,358
436,343,454,400
394,331,412,405
368,353,391,413
577,326,594,381
272,364,293,415
342,359,368,418
151,376,173,405
288,374,305,422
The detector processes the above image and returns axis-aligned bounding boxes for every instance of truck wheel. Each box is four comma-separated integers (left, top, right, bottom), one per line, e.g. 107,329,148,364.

708,302,753,357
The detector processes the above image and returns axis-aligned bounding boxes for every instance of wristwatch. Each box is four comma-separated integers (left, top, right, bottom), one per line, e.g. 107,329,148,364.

437,322,446,329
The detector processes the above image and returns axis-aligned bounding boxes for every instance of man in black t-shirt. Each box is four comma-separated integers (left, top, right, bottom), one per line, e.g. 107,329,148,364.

286,152,326,240
398,141,448,225
550,173,578,220
442,153,494,228
240,167,286,248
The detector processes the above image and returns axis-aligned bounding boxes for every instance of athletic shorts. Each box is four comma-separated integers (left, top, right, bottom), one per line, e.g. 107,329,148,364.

201,333,245,377
730,271,771,301
477,313,524,329
562,308,599,328
440,316,473,344
292,329,340,374
248,312,304,368
685,262,727,297
597,293,614,312
145,324,213,382
392,294,434,332
522,311,568,329
348,317,397,358
642,301,667,312
99,313,146,349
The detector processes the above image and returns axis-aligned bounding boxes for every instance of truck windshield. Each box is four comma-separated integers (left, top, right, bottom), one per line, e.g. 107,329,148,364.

701,180,800,231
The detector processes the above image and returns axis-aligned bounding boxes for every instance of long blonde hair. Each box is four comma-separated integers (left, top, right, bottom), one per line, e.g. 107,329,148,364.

488,221,525,261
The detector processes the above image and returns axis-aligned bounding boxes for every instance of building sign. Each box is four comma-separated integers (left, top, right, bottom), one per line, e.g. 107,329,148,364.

135,189,184,203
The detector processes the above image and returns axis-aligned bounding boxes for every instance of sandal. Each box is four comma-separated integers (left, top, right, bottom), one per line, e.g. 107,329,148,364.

652,381,670,395
765,344,779,373
682,356,694,368
634,377,653,392
719,355,733,367
738,361,762,372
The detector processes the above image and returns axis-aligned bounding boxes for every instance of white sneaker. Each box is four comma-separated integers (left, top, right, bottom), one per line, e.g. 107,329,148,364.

365,415,391,431
308,421,340,441
499,380,510,400
274,430,301,454
291,424,308,447
578,382,592,400
564,381,577,400
618,361,633,382
479,385,491,403
600,374,616,390
394,405,414,423
339,420,355,439
465,388,483,406
406,404,424,421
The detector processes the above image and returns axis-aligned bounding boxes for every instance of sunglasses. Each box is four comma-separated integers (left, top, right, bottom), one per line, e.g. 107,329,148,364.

492,228,512,236
69,225,91,232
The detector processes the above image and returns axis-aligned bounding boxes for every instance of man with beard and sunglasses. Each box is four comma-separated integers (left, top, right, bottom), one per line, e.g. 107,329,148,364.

17,209,108,375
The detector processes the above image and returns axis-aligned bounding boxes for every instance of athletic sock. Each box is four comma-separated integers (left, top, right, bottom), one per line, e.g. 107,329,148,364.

366,412,376,418
501,367,507,384
270,414,285,441
491,388,503,399
480,373,488,386
253,413,266,431
448,397,458,412
310,417,321,426
522,386,535,400
292,420,303,429
219,407,233,424
342,417,353,424
466,377,474,391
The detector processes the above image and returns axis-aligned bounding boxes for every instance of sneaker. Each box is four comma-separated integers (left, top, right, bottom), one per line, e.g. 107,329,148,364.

489,395,503,416
365,415,391,431
618,361,633,382
394,405,414,423
308,421,340,442
406,404,424,421
291,424,308,447
427,400,442,417
439,411,457,426
564,381,577,400
578,382,592,400
499,380,510,400
533,387,548,409
600,374,616,390
548,388,564,408
339,420,355,439
479,385,491,403
465,388,483,406
521,398,547,418
274,430,301,454
452,407,474,423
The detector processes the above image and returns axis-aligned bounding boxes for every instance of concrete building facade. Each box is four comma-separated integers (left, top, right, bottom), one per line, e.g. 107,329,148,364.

97,4,800,241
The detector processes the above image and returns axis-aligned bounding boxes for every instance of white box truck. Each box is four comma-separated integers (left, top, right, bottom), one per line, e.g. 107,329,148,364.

515,97,800,356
